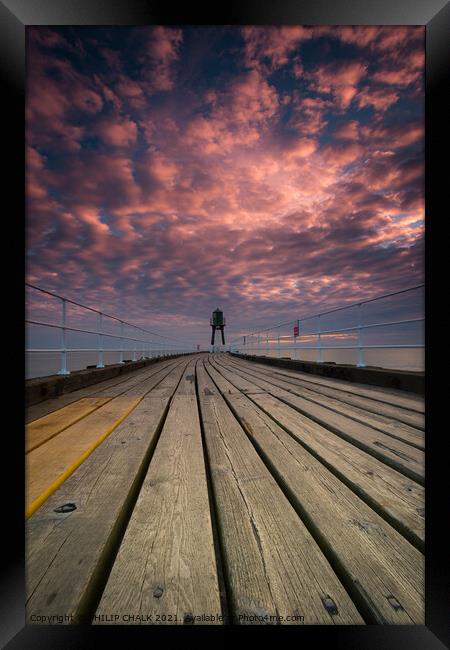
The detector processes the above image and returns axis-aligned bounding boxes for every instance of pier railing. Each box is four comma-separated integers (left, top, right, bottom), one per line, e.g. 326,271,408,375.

26,283,197,378
229,284,424,370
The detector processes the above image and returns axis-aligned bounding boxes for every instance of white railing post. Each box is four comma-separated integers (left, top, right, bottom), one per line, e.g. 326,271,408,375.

57,298,70,375
266,333,269,355
133,327,137,361
119,321,124,364
294,320,299,360
317,314,323,363
277,334,281,358
97,312,105,368
357,303,365,367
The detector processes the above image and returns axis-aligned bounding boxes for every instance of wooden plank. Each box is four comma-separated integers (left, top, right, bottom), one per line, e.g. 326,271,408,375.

95,360,222,625
26,395,141,513
209,358,425,547
26,397,111,453
204,362,424,624
26,359,190,623
210,359,425,547
211,357,424,485
26,359,186,514
252,392,424,548
220,356,424,449
26,357,180,423
94,359,181,397
231,354,424,413
225,355,424,430
197,362,363,624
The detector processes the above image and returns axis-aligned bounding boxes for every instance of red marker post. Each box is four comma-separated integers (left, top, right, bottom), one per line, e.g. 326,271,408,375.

293,322,299,337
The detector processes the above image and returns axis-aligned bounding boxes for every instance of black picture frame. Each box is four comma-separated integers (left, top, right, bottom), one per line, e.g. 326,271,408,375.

2,1,448,647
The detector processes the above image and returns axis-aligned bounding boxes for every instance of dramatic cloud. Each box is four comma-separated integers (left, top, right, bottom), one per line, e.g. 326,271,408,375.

26,26,424,343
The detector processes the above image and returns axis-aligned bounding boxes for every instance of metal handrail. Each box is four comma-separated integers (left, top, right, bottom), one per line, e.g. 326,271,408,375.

26,283,197,376
230,284,424,340
26,282,188,342
229,284,424,368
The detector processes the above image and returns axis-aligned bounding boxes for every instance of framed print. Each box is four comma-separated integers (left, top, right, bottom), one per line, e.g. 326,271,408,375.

1,0,448,647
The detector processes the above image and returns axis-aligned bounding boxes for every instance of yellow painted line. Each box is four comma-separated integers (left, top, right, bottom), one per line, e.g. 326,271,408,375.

25,397,142,519
26,397,113,454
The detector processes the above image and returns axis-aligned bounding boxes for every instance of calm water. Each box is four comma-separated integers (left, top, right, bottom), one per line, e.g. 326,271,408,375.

26,351,156,380
260,348,424,372
25,347,424,380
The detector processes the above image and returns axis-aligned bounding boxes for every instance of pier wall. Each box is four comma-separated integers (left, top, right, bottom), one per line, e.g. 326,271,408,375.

230,352,424,395
26,353,196,406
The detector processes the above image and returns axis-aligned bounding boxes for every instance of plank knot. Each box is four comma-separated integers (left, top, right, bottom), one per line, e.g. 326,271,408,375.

387,595,403,610
53,502,77,513
321,596,338,615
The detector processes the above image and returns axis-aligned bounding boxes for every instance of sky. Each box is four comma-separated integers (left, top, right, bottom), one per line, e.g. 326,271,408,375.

26,26,424,346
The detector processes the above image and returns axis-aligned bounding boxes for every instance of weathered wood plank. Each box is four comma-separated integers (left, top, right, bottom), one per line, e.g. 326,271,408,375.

26,397,111,453
210,359,425,547
26,359,186,514
197,362,363,624
205,361,424,624
26,395,142,512
220,356,424,448
225,355,424,430
211,358,424,485
231,355,424,413
95,360,222,625
26,359,190,623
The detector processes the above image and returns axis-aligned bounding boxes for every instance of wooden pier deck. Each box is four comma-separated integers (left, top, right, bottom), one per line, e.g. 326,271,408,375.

25,353,424,625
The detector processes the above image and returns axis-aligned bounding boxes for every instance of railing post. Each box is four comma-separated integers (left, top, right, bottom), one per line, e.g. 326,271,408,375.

317,314,323,363
57,298,70,375
277,334,280,358
357,303,365,367
133,327,137,361
294,320,299,360
266,333,269,355
119,321,124,364
96,312,105,368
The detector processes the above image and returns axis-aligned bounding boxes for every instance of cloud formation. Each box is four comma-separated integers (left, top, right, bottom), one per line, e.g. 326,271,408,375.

26,26,424,342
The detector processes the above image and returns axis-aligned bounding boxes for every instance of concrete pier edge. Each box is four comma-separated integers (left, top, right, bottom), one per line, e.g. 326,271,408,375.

229,352,424,395
25,353,196,407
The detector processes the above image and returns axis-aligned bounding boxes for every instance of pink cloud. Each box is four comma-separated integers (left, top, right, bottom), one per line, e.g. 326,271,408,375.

144,26,183,92
181,69,279,155
114,76,146,108
309,61,367,109
284,138,317,159
98,117,138,147
356,87,399,112
372,68,421,87
242,26,312,72
289,95,330,136
72,87,103,114
360,122,424,150
334,121,361,141
321,141,365,167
